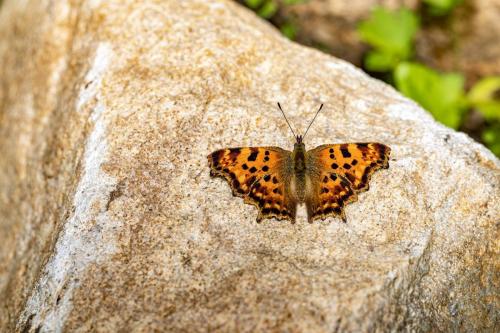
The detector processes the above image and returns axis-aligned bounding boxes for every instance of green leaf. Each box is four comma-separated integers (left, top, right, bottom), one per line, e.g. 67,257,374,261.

257,0,278,18
280,21,298,40
482,123,500,157
358,7,419,70
245,0,264,9
395,62,466,129
283,0,307,4
364,50,398,72
423,0,463,16
467,76,500,121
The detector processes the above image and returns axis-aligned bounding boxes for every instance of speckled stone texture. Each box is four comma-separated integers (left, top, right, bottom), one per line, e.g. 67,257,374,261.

0,0,498,332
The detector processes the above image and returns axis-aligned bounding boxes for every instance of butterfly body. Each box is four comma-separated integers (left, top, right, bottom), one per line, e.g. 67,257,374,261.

291,138,308,202
208,136,390,224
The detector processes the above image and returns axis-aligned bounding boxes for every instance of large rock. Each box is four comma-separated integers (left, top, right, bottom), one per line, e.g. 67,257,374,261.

0,0,498,332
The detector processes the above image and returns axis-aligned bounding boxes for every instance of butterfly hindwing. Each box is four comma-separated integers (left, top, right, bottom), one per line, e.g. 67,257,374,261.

207,147,297,222
305,173,357,223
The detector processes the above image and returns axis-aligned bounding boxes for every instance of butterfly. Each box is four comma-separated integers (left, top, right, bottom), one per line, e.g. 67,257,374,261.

207,103,391,223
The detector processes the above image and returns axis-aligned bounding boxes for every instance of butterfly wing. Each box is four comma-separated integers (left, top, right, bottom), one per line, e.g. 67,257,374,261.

305,143,391,222
207,147,297,223
304,172,357,223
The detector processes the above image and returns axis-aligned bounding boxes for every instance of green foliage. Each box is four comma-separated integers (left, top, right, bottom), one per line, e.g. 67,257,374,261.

245,0,264,9
358,6,499,156
395,62,466,128
243,0,306,38
283,0,307,4
244,0,307,19
482,124,500,157
467,76,500,121
357,7,419,71
423,0,463,16
258,1,278,18
280,21,298,39
468,76,500,156
244,0,277,18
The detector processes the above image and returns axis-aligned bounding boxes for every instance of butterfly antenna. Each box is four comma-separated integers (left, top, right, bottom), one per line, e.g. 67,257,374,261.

303,104,324,139
277,102,297,138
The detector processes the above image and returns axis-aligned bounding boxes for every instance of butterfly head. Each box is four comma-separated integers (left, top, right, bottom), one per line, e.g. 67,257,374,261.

294,135,305,152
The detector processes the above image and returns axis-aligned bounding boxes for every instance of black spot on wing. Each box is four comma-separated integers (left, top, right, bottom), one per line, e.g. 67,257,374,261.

378,144,387,155
248,149,258,162
271,208,281,215
229,148,241,161
341,147,351,158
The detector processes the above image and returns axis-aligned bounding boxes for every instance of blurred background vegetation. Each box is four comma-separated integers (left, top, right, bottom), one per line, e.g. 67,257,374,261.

237,0,500,157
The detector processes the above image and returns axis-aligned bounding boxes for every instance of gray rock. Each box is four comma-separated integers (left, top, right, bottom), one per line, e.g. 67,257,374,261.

0,0,498,332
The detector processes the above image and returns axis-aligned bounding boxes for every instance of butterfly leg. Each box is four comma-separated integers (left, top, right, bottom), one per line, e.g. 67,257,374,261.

288,203,297,224
306,199,315,224
340,211,347,223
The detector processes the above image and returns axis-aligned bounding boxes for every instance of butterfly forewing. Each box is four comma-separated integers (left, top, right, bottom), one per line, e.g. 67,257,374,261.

207,147,297,222
308,143,390,192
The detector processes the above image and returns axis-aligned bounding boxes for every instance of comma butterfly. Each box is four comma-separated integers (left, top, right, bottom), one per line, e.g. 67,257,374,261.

208,103,391,223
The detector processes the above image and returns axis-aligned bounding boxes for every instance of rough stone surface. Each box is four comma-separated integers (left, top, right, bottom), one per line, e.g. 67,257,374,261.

284,0,500,84
0,0,498,332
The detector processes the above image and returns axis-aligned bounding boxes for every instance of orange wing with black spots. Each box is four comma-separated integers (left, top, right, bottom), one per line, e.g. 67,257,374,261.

305,143,391,222
305,173,357,223
207,147,297,223
308,143,390,192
